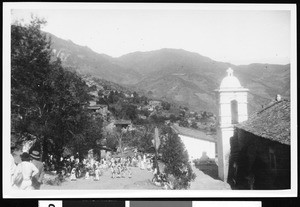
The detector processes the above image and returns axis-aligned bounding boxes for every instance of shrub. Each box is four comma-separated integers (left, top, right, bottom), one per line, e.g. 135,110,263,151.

160,126,196,189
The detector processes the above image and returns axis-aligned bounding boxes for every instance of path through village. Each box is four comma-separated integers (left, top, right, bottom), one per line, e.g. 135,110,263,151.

41,165,230,190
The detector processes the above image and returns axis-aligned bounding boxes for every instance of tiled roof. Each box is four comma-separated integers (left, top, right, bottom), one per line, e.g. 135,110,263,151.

114,120,132,125
171,124,217,143
87,104,107,109
235,99,290,145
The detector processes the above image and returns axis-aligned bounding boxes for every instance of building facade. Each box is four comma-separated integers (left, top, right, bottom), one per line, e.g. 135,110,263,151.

228,99,291,189
172,124,216,161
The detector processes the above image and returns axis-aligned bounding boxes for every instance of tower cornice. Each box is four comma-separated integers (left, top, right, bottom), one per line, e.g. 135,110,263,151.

215,88,249,93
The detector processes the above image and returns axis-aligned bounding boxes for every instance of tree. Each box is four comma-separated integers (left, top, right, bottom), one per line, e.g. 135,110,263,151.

76,115,103,159
131,125,155,153
160,126,196,189
140,95,148,105
110,102,137,121
11,17,92,162
147,90,153,97
97,97,107,105
106,126,129,154
179,119,189,127
107,91,115,103
124,104,138,121
132,91,140,103
191,121,198,129
11,18,54,159
149,114,166,125
89,85,97,91
200,111,209,123
162,101,171,110
169,114,180,123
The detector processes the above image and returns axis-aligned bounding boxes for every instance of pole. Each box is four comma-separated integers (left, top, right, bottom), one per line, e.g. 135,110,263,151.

154,127,160,174
155,149,159,174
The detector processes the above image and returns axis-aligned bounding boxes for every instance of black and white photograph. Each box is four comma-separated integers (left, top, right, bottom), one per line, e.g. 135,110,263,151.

2,3,297,198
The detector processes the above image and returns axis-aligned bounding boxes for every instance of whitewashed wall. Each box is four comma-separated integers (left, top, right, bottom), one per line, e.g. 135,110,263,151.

178,134,216,161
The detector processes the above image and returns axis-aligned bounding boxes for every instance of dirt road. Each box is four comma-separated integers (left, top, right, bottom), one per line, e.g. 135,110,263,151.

41,165,230,190
41,166,161,190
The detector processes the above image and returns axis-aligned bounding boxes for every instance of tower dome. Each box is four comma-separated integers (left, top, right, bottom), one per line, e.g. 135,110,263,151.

220,68,241,89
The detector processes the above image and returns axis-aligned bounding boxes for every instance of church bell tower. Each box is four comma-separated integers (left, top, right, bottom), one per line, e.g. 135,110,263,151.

215,68,249,181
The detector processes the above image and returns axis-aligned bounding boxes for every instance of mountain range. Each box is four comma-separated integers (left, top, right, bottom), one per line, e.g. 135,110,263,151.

49,33,290,115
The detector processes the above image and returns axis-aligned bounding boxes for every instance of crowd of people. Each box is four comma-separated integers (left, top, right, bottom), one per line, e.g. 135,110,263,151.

58,152,157,181
11,147,172,190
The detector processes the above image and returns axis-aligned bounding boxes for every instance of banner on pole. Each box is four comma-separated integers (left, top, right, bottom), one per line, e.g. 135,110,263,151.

154,127,160,150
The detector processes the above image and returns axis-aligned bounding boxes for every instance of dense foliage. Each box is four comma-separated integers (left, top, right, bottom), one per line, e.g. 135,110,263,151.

160,126,196,189
11,18,102,163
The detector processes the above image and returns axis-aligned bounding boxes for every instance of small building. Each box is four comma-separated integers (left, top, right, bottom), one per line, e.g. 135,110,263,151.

87,104,108,113
114,119,132,129
171,124,217,161
89,100,97,106
149,100,161,107
227,98,290,190
86,104,109,119
102,90,111,98
138,115,147,120
148,100,162,111
89,91,99,98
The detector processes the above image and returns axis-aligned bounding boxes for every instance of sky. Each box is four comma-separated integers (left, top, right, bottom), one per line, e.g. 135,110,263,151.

10,4,292,65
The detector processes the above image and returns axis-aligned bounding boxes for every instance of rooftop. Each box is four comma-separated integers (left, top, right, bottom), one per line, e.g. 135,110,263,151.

171,124,217,143
114,120,132,125
86,104,107,110
235,99,290,145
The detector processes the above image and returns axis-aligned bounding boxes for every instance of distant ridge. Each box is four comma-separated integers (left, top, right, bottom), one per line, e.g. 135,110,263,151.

48,33,290,114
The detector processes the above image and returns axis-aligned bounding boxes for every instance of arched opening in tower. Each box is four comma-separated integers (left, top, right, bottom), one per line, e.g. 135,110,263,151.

231,100,238,124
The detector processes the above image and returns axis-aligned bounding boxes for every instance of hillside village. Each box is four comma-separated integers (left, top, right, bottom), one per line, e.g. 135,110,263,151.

49,32,290,115
82,74,217,136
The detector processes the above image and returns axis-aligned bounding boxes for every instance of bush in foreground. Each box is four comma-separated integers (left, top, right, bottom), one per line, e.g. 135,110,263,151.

160,126,196,189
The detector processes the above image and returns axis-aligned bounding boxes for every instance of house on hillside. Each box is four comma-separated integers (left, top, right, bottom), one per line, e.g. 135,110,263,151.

89,91,99,98
171,124,217,162
114,119,132,129
138,114,147,120
149,100,162,107
86,104,109,118
89,100,97,106
147,100,162,111
227,98,290,190
101,90,111,99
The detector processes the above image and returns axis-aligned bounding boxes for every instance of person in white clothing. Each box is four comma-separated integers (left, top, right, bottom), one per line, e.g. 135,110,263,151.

94,168,100,181
70,168,77,181
13,152,39,190
85,171,90,179
11,148,16,186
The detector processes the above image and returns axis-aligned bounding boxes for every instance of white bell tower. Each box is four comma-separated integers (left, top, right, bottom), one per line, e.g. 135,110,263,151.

215,68,249,181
